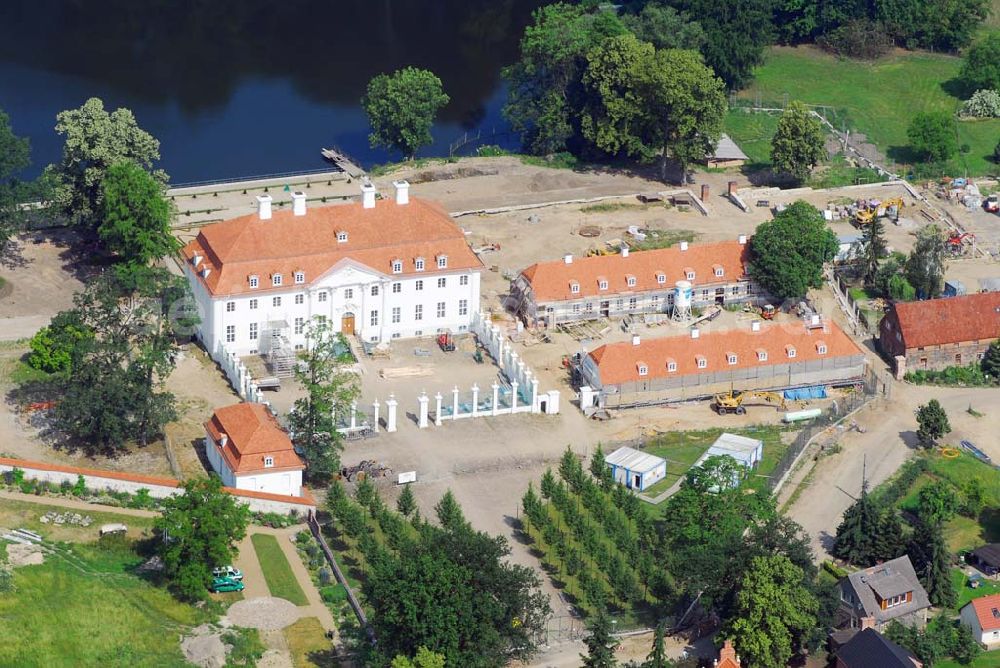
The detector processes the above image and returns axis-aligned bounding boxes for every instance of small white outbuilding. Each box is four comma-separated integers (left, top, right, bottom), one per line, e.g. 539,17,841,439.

604,446,667,492
692,432,764,488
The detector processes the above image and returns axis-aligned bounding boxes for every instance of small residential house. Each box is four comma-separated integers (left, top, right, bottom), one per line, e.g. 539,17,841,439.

205,403,305,497
835,627,922,668
960,592,1000,649
691,432,764,488
705,134,749,169
838,556,931,631
878,292,1000,377
970,543,1000,576
604,446,667,492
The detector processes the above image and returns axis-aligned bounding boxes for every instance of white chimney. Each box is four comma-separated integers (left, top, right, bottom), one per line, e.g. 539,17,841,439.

632,334,640,346
564,254,573,265
680,241,689,251
256,194,272,220
392,180,410,205
361,181,377,209
291,191,307,216
738,234,747,245
621,246,629,258
191,253,202,267
219,433,228,448
751,320,761,332
691,328,700,339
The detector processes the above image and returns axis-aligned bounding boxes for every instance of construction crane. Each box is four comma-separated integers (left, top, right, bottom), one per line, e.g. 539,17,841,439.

712,390,787,415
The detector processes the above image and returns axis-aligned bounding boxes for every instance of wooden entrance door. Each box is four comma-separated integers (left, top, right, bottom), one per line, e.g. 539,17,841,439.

341,312,355,335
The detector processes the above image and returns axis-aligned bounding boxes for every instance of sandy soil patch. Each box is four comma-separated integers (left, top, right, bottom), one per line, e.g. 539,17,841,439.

6,542,44,567
181,624,228,668
226,597,300,631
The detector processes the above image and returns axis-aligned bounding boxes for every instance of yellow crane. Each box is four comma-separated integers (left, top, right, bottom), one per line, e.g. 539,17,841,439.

712,390,787,415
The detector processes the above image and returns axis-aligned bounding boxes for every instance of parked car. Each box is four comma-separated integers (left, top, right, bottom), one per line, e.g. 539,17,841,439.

212,566,243,581
209,577,244,593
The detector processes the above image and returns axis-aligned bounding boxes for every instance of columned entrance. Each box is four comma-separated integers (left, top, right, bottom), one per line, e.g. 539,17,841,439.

341,312,355,335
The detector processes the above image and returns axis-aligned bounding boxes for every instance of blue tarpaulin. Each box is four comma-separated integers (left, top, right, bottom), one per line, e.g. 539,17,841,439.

784,386,827,400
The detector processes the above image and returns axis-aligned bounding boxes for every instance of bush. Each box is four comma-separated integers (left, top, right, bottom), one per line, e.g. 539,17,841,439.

295,530,312,545
958,89,1000,118
71,475,87,497
318,567,332,586
320,584,348,604
905,364,994,387
817,19,893,60
476,144,509,157
128,487,153,509
876,458,930,507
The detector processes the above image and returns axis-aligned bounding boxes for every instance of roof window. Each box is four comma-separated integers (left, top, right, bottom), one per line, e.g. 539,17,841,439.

337,231,348,243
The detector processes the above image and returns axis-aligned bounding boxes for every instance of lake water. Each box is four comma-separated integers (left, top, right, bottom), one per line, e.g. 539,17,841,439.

0,0,542,183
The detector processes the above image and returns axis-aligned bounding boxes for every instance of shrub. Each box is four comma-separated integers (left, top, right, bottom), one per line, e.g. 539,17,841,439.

295,530,312,545
875,458,930,507
71,475,87,497
476,144,509,157
817,19,893,60
318,567,332,586
905,364,993,387
128,487,153,509
958,89,1000,118
26,311,93,375
0,565,14,593
320,584,348,604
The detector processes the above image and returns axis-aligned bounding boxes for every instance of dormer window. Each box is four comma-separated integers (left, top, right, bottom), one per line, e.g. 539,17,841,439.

249,275,259,289
666,360,677,373
714,265,724,278
598,278,608,291
727,353,738,365
337,231,348,243
757,349,768,362
264,456,274,468
637,363,648,376
392,259,403,274
786,345,797,358
294,271,305,284
626,275,637,288
816,342,828,355
696,355,707,369
272,273,283,287
686,270,696,281
437,255,448,269
656,273,666,285
570,281,580,294
415,257,425,272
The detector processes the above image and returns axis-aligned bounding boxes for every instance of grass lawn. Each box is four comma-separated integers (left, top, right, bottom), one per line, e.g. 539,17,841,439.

737,46,1000,177
723,109,780,169
0,539,202,667
284,617,337,668
951,568,1000,611
251,533,308,606
0,497,157,543
938,650,1000,668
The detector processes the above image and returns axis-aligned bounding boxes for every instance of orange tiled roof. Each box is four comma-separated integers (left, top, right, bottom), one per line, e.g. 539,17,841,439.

206,403,304,474
968,593,1000,632
891,292,1000,349
182,198,483,297
588,320,863,385
519,240,749,302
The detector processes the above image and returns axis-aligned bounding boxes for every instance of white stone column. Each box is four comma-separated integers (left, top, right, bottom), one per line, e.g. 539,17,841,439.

471,384,480,417
511,380,519,412
492,382,500,417
385,395,398,433
418,392,429,429
452,385,460,420
531,378,540,413
434,392,443,427
372,399,380,434
350,401,357,430
517,361,526,387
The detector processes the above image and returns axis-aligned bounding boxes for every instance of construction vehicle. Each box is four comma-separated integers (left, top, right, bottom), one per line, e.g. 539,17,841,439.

760,304,775,320
947,231,975,255
855,197,904,225
586,238,625,257
437,329,456,352
712,390,787,415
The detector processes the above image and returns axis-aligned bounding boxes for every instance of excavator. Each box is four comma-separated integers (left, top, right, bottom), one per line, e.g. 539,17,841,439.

712,390,787,415
855,197,904,226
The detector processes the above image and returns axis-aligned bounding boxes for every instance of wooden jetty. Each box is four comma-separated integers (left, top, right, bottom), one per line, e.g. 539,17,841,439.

321,148,364,177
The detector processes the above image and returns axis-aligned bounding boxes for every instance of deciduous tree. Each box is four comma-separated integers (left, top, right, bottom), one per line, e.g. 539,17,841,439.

27,310,92,375
748,201,838,300
0,108,46,255
907,112,957,163
155,476,250,600
676,0,774,90
98,161,178,271
287,320,360,483
391,647,446,668
917,480,958,525
905,224,947,298
960,31,1000,93
916,399,951,448
362,68,450,159
622,5,704,51
770,101,825,184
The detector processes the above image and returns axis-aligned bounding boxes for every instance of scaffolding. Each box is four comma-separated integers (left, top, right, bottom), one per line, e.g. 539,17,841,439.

265,321,296,378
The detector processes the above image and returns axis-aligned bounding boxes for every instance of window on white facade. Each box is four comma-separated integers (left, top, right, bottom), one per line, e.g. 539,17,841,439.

249,323,258,340
272,273,283,286
415,304,423,321
294,317,304,334
226,301,235,312
572,303,580,313
294,271,305,284
459,299,468,316
437,277,446,289
615,299,623,309
249,299,258,310
437,255,448,269
585,302,593,312
626,276,636,287
414,330,422,336
637,364,648,376
629,297,637,310
370,310,379,326
392,332,401,339
392,282,401,293
392,307,401,324
337,231,348,243
696,357,707,369
264,456,274,468
249,275,259,289
727,354,737,365
570,282,580,294
415,257,425,271
598,280,608,291
415,280,423,291
371,285,379,297
273,296,281,307
225,326,235,343
667,361,677,372
295,294,304,305
392,260,403,274
344,288,353,300
436,302,446,318
460,275,469,286
317,291,327,303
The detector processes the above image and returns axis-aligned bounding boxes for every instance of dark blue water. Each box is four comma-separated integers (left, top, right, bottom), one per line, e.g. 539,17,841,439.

0,0,541,183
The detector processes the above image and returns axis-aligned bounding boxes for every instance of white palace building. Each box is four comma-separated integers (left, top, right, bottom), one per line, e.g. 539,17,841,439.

182,181,483,357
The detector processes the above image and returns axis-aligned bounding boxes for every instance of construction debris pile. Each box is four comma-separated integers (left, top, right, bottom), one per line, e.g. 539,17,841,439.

39,511,93,526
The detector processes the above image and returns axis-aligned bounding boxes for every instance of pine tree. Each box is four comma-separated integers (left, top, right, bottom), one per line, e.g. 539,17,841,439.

590,444,612,487
873,509,905,562
908,520,957,608
434,490,467,532
644,621,669,668
860,217,887,287
981,339,1000,380
833,485,896,566
560,447,585,491
581,610,619,668
540,469,557,499
396,484,416,517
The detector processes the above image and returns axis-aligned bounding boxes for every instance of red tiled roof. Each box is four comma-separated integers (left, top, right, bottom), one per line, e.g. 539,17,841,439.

182,197,483,297
206,403,304,474
588,320,863,385
967,593,1000,632
519,240,749,302
891,293,1000,349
